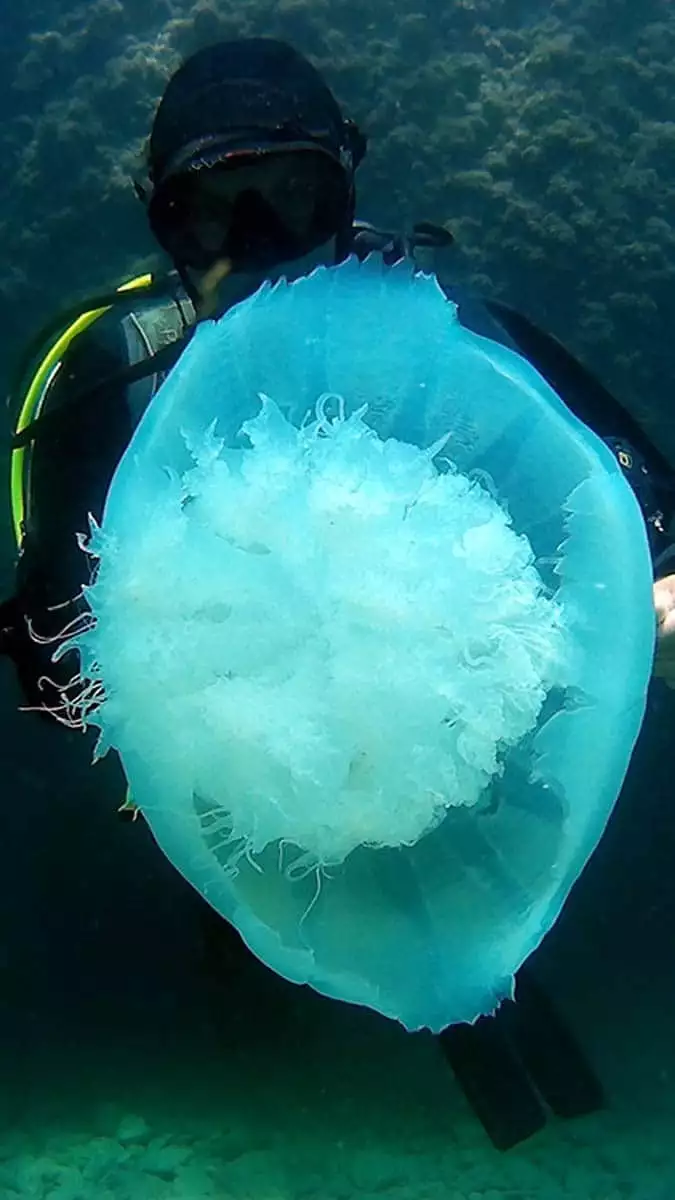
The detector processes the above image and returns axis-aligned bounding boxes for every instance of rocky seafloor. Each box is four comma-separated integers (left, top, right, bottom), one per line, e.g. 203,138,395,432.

2,987,675,1200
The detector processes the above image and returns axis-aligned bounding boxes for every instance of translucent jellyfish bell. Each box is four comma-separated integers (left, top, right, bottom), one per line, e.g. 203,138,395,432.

69,257,654,1031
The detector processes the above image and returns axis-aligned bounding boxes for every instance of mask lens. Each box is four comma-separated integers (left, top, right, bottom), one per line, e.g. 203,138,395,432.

149,149,349,272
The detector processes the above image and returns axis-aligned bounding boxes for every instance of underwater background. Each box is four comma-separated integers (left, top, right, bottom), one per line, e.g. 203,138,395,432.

1,1,675,1197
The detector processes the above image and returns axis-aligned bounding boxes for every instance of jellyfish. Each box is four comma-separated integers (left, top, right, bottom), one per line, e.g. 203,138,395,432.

64,256,655,1032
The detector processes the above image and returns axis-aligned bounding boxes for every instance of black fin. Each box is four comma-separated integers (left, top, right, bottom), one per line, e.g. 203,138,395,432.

438,964,604,1149
438,1016,547,1151
505,970,604,1119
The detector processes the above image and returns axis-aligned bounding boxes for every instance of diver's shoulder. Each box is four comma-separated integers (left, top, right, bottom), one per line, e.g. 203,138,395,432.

121,285,195,360
50,273,195,368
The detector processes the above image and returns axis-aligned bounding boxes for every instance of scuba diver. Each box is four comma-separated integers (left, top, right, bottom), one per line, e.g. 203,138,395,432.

2,36,675,1151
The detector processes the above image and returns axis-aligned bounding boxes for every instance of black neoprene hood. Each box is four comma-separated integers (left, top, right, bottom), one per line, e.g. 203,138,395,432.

148,38,363,186
143,38,366,272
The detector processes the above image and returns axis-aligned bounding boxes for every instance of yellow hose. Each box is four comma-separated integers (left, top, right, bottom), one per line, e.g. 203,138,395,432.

10,273,154,548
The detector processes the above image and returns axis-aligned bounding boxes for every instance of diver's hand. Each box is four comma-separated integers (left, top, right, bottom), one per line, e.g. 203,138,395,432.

654,574,675,688
196,257,232,319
